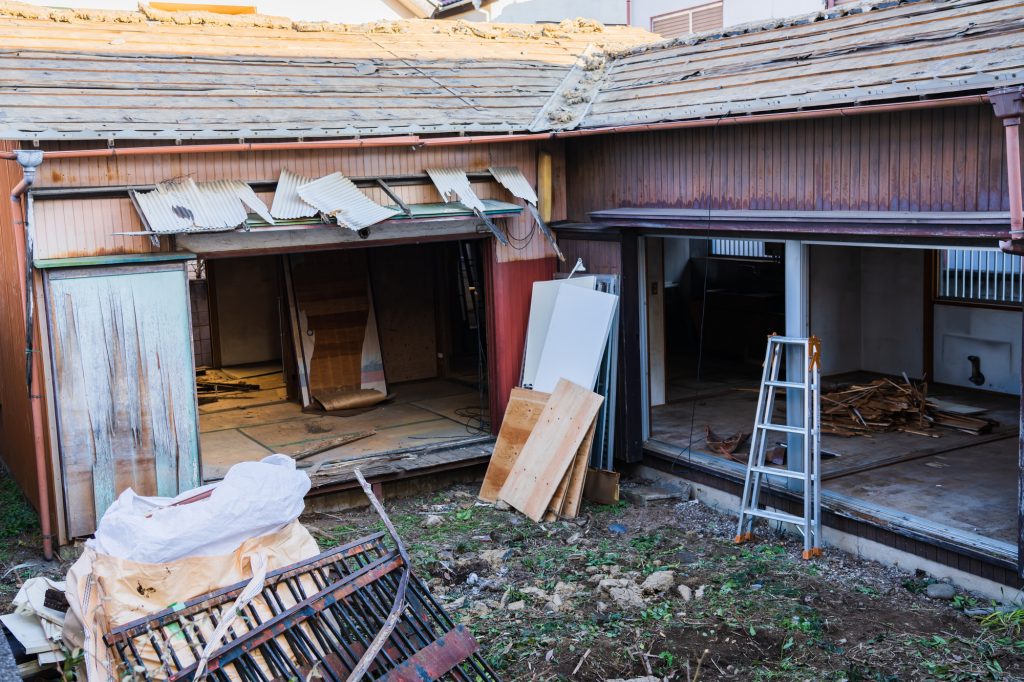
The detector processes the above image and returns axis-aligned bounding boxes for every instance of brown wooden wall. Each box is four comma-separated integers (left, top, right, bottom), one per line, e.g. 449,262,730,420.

566,105,1009,219
0,142,43,511
32,139,566,263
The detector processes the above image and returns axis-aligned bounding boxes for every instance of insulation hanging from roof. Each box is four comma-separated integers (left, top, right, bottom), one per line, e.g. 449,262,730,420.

270,169,318,220
132,178,274,234
296,171,400,230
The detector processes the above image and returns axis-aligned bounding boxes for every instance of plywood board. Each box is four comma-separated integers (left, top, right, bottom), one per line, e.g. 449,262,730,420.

545,417,596,520
238,403,441,450
200,428,273,481
199,400,312,433
287,251,388,407
558,420,597,518
210,256,282,366
532,285,618,393
370,245,438,383
583,468,620,505
522,276,596,388
498,380,603,521
412,392,489,428
479,388,549,502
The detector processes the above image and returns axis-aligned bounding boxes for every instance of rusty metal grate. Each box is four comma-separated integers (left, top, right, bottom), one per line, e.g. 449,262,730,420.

104,531,499,682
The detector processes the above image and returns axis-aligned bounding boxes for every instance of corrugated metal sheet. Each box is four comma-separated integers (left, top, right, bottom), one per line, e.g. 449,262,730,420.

426,168,486,213
0,13,651,141
134,178,274,233
270,169,318,220
489,166,538,205
578,0,1024,130
297,172,400,230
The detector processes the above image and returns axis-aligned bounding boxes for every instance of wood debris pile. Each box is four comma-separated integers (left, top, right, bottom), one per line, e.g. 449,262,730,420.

478,379,616,521
821,378,993,437
195,368,260,405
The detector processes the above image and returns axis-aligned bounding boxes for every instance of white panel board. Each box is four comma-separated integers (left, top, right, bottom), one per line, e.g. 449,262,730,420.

522,276,596,388
532,285,618,393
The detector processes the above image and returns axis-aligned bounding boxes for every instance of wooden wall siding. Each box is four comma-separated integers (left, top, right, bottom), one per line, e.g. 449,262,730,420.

47,264,200,537
0,141,44,512
557,238,623,275
566,105,1009,220
32,141,565,262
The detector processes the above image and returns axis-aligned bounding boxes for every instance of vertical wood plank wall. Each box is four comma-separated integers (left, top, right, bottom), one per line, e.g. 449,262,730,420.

33,141,564,263
0,142,43,511
565,105,1009,219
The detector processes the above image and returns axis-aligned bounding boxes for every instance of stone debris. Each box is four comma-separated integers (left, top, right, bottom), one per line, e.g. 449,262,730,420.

640,570,676,594
422,514,443,528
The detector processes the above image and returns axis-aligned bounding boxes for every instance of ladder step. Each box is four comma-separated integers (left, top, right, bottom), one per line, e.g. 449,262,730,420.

743,508,807,526
750,466,807,480
755,422,807,435
765,380,805,389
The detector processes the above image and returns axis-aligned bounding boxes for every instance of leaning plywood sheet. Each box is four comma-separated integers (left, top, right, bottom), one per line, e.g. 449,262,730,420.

287,251,388,410
478,388,549,502
544,416,597,521
532,284,618,393
522,276,596,389
498,379,603,521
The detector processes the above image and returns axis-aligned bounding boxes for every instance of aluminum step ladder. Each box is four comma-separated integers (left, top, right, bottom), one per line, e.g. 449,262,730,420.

735,335,823,559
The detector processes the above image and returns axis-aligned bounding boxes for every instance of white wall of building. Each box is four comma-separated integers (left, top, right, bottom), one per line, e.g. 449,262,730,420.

631,0,824,34
464,0,627,24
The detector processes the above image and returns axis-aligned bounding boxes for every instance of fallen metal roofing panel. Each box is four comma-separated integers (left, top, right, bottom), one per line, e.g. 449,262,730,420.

133,178,274,233
270,169,318,220
487,166,563,260
488,166,538,205
297,172,400,230
425,168,486,213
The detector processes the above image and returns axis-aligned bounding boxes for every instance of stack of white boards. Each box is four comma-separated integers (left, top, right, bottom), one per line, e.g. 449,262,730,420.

521,276,619,394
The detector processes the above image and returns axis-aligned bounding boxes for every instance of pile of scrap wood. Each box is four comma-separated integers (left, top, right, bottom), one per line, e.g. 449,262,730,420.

479,379,618,520
821,378,994,437
195,368,260,405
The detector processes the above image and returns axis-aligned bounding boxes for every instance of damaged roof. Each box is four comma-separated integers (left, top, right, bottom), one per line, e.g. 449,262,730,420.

0,2,651,140
0,0,1021,141
573,0,1024,130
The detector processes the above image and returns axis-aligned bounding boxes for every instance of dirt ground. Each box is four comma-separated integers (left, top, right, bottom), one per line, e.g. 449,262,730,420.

4,470,1024,681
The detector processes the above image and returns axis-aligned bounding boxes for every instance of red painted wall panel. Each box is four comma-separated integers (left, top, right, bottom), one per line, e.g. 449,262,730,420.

484,249,557,432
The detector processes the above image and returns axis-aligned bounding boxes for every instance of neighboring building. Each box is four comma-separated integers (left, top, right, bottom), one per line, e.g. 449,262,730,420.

2,0,1024,598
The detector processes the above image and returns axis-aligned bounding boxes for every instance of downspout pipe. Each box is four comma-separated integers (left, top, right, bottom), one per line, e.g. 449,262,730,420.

991,86,1024,255
10,149,52,561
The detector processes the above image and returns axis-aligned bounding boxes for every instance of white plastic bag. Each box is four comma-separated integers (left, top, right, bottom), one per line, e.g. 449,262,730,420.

88,454,311,563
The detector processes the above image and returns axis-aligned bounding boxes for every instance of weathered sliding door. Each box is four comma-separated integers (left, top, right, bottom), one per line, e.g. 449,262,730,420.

46,263,200,537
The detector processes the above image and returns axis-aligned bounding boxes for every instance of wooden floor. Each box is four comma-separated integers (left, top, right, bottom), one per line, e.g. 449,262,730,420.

651,371,1018,544
199,367,489,481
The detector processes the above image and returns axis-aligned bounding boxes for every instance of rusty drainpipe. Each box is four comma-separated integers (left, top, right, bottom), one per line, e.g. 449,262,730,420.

10,149,53,561
992,86,1024,256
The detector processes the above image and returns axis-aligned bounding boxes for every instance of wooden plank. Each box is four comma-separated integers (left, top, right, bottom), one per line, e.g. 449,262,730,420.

559,421,596,518
545,417,596,520
497,379,603,521
583,468,620,505
478,388,549,503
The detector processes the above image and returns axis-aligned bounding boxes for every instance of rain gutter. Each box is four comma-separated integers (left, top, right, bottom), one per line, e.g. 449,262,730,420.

0,94,990,163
